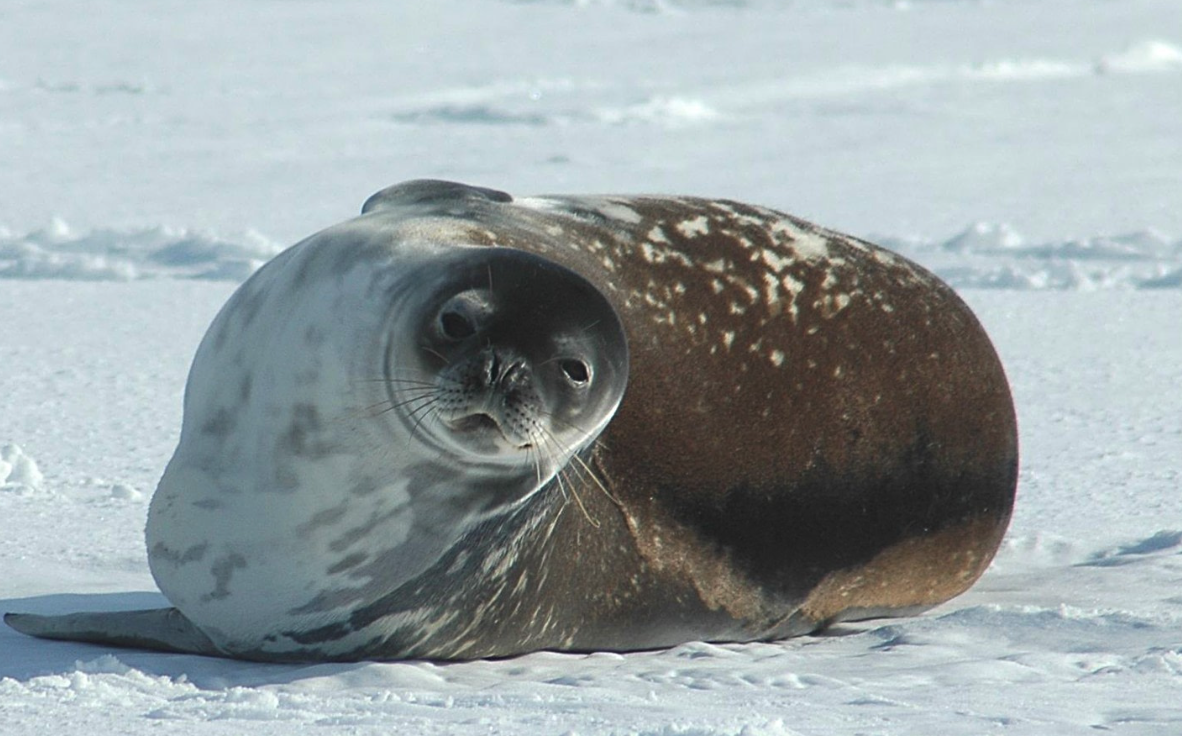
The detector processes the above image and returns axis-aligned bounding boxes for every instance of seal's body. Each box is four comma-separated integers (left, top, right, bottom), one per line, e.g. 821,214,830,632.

6,181,1018,661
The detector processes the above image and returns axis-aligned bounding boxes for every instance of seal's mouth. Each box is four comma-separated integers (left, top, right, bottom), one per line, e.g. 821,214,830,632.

452,413,500,433
449,413,535,450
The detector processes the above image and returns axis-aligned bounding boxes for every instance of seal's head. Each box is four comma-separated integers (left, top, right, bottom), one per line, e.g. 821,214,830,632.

389,247,628,485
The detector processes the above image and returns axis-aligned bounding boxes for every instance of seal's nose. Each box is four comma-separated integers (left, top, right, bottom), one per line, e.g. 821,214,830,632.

500,360,532,392
479,348,529,391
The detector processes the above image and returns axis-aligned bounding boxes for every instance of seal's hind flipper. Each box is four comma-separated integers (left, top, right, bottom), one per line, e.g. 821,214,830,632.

5,608,223,657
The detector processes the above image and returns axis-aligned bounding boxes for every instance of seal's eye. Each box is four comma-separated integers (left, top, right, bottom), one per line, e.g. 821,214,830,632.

561,359,590,386
440,310,476,340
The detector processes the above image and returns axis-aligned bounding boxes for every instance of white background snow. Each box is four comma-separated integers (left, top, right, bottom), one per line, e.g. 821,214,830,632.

2,0,1181,733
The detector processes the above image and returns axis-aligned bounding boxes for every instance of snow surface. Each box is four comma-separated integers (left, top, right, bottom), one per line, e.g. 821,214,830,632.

2,0,1181,733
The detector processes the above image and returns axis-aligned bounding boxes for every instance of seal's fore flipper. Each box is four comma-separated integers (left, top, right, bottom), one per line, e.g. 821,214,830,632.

4,608,223,657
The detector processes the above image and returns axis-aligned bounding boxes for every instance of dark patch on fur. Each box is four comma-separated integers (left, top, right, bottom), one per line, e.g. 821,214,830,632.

349,474,382,497
304,325,326,347
151,542,209,566
279,403,333,459
200,407,236,437
283,620,354,645
203,553,247,601
297,503,349,536
327,553,369,575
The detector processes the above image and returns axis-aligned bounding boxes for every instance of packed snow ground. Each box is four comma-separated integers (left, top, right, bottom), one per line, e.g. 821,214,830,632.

2,0,1181,734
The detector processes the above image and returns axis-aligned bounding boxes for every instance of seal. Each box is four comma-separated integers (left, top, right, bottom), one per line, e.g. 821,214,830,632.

6,180,1018,661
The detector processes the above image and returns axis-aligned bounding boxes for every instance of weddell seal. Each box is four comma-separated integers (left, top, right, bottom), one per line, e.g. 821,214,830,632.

6,180,1018,662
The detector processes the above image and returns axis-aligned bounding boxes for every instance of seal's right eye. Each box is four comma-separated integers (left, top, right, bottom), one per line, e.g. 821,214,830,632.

440,310,476,340
561,359,591,386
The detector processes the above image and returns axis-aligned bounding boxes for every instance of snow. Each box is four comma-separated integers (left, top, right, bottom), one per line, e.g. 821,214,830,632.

0,221,280,281
2,0,1181,733
0,444,45,491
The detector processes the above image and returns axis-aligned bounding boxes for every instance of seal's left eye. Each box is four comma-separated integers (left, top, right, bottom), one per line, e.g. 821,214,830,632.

561,359,590,385
440,311,476,340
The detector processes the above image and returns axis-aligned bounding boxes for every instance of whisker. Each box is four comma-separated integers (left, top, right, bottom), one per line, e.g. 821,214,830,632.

353,377,436,386
407,398,441,438
542,411,614,453
539,411,589,436
528,441,543,488
568,447,621,506
538,430,601,528
398,400,438,416
419,345,450,364
579,318,603,334
360,388,439,418
550,448,599,528
561,464,600,529
550,431,619,508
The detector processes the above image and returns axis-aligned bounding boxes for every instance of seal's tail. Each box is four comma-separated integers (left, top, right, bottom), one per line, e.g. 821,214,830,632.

5,608,224,657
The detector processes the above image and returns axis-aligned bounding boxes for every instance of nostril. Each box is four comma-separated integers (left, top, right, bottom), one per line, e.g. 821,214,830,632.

486,352,502,384
495,358,531,389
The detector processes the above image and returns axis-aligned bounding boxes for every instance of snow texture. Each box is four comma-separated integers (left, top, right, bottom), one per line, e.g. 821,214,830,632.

2,0,1181,733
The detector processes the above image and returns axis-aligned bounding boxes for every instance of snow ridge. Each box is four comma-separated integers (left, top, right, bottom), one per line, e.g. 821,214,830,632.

0,220,281,282
883,224,1182,291
3,218,1178,290
376,38,1182,136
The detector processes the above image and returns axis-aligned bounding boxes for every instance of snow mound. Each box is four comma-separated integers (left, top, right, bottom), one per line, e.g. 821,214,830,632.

768,39,1181,102
32,79,157,96
1083,530,1182,567
596,96,722,127
941,222,1025,253
392,104,552,126
0,220,282,282
107,483,145,502
389,77,720,130
1096,40,1182,74
968,58,1080,81
883,224,1182,291
0,443,45,493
